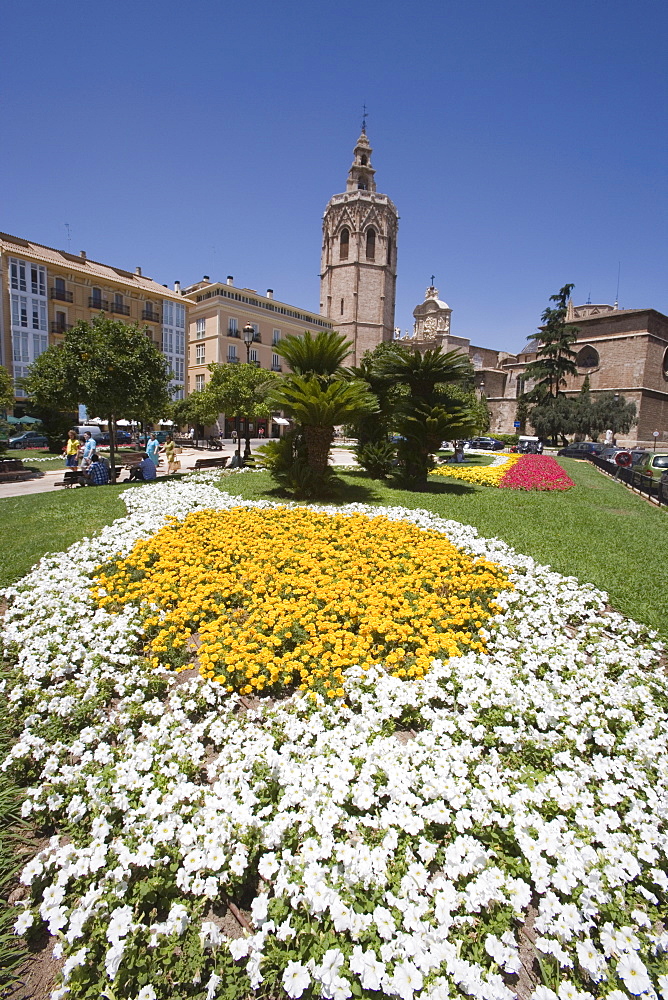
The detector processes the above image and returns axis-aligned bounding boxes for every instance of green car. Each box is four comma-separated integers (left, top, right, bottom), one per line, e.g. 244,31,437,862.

634,452,668,478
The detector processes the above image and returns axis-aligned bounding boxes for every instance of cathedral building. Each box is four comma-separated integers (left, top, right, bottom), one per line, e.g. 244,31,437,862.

320,129,398,364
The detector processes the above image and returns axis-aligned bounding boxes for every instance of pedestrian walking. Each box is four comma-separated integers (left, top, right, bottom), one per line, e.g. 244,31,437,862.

64,430,79,468
80,431,96,470
163,435,180,474
146,433,160,466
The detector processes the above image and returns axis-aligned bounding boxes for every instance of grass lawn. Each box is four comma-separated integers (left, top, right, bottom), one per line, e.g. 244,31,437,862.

0,486,130,589
2,448,65,471
221,459,668,641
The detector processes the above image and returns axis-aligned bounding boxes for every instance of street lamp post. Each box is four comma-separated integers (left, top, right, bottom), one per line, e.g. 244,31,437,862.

242,323,255,463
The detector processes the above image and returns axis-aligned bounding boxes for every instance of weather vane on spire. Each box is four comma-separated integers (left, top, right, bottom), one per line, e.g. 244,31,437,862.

361,104,368,133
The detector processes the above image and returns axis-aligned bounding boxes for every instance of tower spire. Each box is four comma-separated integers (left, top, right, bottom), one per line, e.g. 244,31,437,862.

361,103,368,134
346,130,376,193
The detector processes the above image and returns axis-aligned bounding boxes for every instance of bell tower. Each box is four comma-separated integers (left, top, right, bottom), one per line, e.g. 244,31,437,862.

320,128,399,364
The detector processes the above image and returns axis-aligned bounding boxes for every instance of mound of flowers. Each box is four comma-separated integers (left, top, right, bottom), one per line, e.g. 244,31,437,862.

431,453,521,487
93,507,510,697
2,475,668,1000
499,456,575,492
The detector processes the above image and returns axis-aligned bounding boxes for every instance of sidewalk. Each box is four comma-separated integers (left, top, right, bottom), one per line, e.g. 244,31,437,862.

0,441,359,500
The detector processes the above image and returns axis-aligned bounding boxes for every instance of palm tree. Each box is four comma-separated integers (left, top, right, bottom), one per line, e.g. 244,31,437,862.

268,376,377,473
276,330,352,380
373,347,476,487
373,347,474,404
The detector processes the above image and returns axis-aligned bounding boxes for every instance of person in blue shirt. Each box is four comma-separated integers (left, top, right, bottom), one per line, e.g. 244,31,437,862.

127,454,157,482
84,453,110,486
146,433,160,465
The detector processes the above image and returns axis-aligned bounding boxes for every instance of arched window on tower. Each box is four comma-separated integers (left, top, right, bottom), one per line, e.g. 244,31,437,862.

360,155,368,165
339,228,349,261
358,179,367,190
387,237,393,266
366,228,376,261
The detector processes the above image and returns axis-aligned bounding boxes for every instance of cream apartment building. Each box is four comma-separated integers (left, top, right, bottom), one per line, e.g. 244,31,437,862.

0,232,187,401
183,276,335,435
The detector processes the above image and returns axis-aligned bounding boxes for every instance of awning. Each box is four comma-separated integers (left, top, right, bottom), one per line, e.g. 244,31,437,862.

116,419,132,426
273,417,290,426
160,419,174,426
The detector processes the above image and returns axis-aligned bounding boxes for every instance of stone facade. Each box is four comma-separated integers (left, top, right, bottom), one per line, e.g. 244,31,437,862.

398,289,668,448
320,131,398,365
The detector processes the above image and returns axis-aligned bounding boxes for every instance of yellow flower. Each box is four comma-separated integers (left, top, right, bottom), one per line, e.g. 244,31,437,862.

92,507,510,699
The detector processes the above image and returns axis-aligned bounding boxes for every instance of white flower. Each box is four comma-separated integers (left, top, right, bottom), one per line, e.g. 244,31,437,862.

389,961,423,1000
134,987,157,1000
282,960,310,998
616,953,652,995
14,910,34,934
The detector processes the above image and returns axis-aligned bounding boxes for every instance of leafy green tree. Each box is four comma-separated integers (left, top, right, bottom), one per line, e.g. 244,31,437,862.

195,363,279,457
24,315,172,479
0,365,13,412
528,395,577,445
373,348,476,488
591,393,637,438
525,284,580,398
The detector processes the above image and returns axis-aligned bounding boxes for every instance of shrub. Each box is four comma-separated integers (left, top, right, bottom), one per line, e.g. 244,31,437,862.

354,440,396,478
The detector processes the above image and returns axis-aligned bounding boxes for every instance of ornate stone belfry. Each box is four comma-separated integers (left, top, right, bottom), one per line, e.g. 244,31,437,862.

412,285,452,341
319,129,399,364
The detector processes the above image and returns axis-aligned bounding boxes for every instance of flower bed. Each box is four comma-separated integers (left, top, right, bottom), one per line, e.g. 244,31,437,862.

93,507,510,696
499,456,575,492
2,475,668,1000
430,453,521,487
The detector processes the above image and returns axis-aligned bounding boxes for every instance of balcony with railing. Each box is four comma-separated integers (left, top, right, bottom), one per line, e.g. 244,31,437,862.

50,287,73,302
227,355,239,364
142,308,161,322
110,302,130,315
252,333,262,343
89,296,109,310
51,322,73,334
228,327,240,337
271,363,283,372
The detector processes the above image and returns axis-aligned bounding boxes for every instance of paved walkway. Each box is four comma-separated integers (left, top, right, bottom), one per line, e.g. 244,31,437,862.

0,442,358,500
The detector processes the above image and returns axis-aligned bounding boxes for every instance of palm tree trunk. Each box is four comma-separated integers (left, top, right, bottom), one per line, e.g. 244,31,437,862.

304,425,333,473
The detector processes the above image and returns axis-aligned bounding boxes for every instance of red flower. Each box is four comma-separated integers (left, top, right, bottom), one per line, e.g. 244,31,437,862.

499,455,575,491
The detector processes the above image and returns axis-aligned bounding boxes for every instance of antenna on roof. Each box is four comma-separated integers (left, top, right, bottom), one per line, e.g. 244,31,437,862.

586,291,591,304
614,261,621,309
65,223,71,251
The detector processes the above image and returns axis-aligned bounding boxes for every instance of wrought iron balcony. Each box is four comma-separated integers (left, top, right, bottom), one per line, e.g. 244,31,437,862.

51,322,73,334
252,333,262,343
271,363,283,372
227,356,239,364
89,297,108,310
110,302,130,315
50,287,73,302
142,308,161,322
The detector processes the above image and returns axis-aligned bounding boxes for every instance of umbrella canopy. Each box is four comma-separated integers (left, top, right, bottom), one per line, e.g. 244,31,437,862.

116,419,132,426
273,417,290,426
160,419,174,426
5,416,22,424
18,415,41,424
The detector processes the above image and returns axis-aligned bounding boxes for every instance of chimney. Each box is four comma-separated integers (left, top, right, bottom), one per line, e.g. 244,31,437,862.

226,275,234,285
174,280,181,293
266,288,274,299
203,275,210,282
135,266,142,276
80,250,87,259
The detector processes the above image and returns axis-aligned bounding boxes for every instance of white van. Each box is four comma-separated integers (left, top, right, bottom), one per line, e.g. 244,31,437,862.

75,425,103,441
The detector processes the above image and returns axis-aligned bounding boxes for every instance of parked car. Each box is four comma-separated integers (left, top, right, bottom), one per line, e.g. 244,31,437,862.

138,431,169,444
97,430,133,446
8,431,49,449
468,437,505,451
557,441,604,458
633,452,668,478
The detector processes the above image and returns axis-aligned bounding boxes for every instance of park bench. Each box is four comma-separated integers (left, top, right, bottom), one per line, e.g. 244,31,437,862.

194,456,229,471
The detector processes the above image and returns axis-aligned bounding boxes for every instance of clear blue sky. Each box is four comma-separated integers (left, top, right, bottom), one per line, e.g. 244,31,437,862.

1,0,666,353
